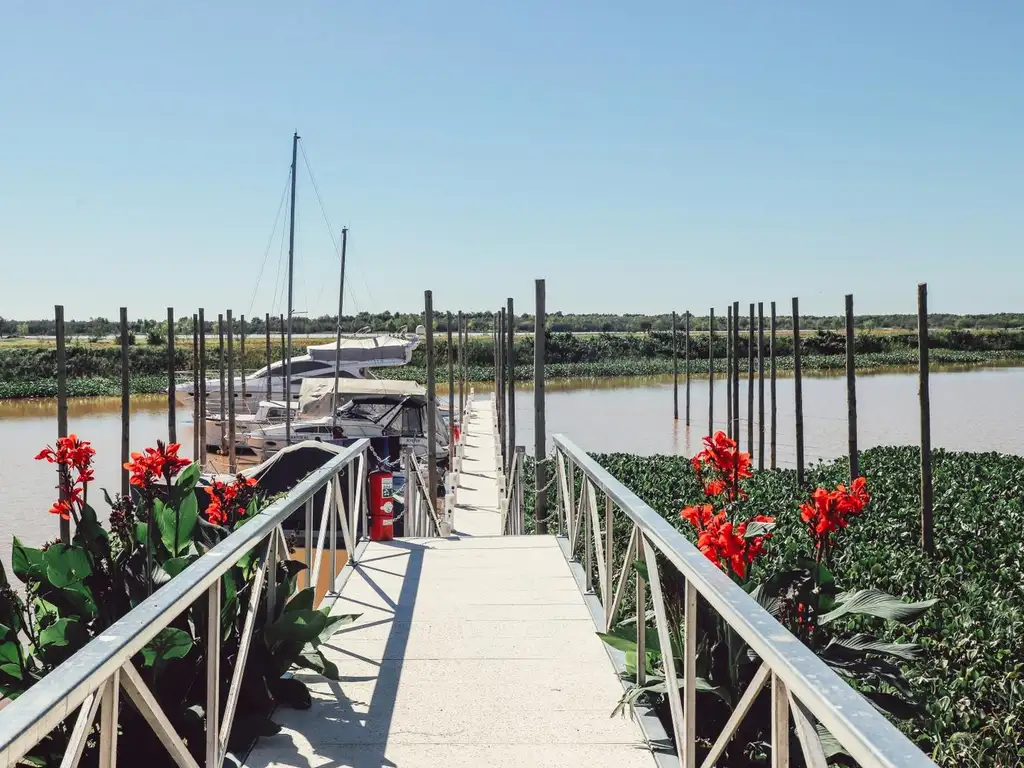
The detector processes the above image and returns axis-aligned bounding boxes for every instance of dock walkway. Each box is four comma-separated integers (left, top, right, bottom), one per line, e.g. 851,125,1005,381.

244,397,657,767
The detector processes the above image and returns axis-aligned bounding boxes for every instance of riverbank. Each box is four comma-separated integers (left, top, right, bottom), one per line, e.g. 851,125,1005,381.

3,349,1023,400
524,446,1022,767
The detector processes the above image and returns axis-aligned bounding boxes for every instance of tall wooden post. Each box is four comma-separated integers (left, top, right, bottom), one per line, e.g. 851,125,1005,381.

458,310,465,423
918,284,934,553
747,303,754,457
198,309,207,465
424,291,438,514
279,314,286,405
757,302,765,471
507,298,516,467
498,308,507,468
240,314,246,406
846,294,859,480
167,308,176,443
447,311,455,466
192,314,200,460
672,310,679,420
120,308,131,497
726,307,733,439
684,311,691,425
264,313,272,401
535,279,548,534
732,301,740,441
707,309,715,437
770,302,777,470
55,305,70,543
227,310,236,473
792,297,805,484
218,314,226,454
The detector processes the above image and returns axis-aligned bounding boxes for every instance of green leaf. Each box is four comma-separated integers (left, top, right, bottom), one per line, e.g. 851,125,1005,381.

32,599,59,630
11,539,44,584
43,545,92,587
154,495,198,557
264,610,327,647
819,589,937,625
597,631,637,654
270,677,311,709
39,618,83,648
74,505,110,556
633,559,649,582
57,582,97,619
743,519,775,538
815,723,848,759
317,613,359,645
174,462,200,491
163,556,194,578
135,521,149,546
823,633,922,662
141,627,193,667
286,587,315,614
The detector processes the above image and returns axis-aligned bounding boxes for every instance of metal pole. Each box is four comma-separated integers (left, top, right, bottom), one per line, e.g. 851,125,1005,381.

425,291,438,516
684,311,690,426
506,297,516,469
167,308,176,443
535,279,547,534
227,310,236,474
198,309,207,465
846,294,859,480
918,284,933,554
448,311,455,467
55,305,70,544
770,301,777,470
218,314,226,454
192,314,199,460
265,312,272,401
792,297,805,485
120,308,130,498
758,302,765,471
331,227,349,432
672,310,678,420
279,315,286,408
285,132,299,446
707,308,714,437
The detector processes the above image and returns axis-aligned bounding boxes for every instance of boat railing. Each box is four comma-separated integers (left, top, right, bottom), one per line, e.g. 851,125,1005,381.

0,439,371,768
551,434,938,768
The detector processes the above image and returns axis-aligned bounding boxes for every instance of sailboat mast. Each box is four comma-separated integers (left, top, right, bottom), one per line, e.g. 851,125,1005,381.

331,227,349,432
285,132,299,445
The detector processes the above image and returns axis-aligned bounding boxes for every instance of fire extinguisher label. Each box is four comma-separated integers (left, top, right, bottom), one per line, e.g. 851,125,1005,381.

381,477,393,499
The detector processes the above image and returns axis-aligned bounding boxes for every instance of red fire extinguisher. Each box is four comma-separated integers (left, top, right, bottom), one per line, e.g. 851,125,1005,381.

368,470,395,542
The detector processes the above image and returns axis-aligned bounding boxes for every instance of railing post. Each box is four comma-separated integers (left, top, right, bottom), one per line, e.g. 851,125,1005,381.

330,473,338,592
98,673,120,768
206,583,221,767
583,481,593,593
304,497,313,588
772,674,790,768
516,446,525,535
604,495,613,621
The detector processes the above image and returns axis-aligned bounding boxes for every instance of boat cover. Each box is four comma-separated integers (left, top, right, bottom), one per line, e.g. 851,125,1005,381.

305,333,418,365
298,378,426,418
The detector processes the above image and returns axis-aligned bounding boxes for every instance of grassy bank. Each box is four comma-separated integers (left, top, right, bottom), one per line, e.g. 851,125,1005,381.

524,447,1023,766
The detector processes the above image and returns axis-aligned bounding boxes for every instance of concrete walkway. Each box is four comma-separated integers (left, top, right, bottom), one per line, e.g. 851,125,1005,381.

243,397,657,768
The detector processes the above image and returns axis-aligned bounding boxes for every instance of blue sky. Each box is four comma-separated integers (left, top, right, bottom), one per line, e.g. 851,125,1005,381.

1,2,1022,321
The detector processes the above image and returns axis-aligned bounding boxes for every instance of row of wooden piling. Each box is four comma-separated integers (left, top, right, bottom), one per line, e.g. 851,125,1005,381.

670,284,935,553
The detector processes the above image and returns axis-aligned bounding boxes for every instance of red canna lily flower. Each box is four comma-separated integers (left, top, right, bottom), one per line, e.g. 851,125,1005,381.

692,431,753,501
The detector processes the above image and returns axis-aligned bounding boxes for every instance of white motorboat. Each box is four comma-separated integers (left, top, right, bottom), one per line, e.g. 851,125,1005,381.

174,331,422,408
245,379,449,460
204,400,297,451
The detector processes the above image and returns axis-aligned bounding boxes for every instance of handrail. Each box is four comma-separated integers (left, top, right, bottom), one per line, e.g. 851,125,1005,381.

551,434,937,768
0,439,371,768
500,446,525,535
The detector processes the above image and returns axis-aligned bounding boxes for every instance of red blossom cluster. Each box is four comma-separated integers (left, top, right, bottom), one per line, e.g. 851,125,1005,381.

204,475,259,526
35,434,96,521
800,477,870,557
123,442,193,493
691,431,752,501
681,504,774,579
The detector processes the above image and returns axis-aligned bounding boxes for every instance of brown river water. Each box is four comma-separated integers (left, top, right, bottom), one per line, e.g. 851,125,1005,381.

1,366,1021,566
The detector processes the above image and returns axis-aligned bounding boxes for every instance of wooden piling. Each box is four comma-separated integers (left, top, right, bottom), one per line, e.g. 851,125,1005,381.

55,305,70,543
770,302,777,470
507,298,516,467
747,303,754,457
846,294,859,480
198,309,207,465
265,313,272,401
726,306,732,439
227,309,236,473
457,310,465,424
672,310,678,420
240,314,246,405
498,308,507,467
447,311,455,466
167,308,176,443
707,309,715,437
758,302,765,471
732,301,740,441
535,279,548,534
424,291,438,514
918,284,934,554
120,308,130,497
279,314,286,405
684,311,691,426
792,297,805,485
192,314,200,460
218,314,226,454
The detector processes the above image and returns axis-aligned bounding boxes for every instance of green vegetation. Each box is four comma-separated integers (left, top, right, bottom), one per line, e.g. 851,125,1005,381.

524,448,1023,766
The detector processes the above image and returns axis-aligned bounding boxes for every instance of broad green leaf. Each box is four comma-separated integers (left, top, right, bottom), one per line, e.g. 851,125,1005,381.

39,618,83,649
633,559,649,582
823,633,921,662
819,589,937,625
163,556,194,578
44,545,91,588
265,609,327,647
597,631,637,654
11,539,44,584
0,662,22,680
32,599,59,630
270,677,312,709
135,521,149,546
286,587,315,614
815,723,848,759
141,627,193,667
154,495,198,557
317,613,359,645
743,520,775,538
57,582,97,618
174,462,200,490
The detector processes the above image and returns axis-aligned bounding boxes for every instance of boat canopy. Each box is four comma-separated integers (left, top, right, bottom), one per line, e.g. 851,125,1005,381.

305,333,418,365
298,378,426,418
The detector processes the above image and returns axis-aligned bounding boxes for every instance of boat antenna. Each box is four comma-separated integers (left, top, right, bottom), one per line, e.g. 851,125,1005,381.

285,132,299,446
331,226,349,432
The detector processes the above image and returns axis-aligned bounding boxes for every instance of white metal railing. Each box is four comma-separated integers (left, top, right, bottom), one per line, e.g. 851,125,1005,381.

0,439,371,768
552,435,938,768
404,452,445,537
500,446,526,535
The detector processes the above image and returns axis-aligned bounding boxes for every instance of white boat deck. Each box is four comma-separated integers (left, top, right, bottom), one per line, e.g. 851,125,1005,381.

243,397,657,768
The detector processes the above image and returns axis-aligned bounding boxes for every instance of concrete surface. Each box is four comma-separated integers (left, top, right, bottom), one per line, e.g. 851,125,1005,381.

451,396,503,536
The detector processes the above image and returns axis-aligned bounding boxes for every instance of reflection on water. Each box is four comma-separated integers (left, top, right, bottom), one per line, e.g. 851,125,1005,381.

2,366,1023,566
